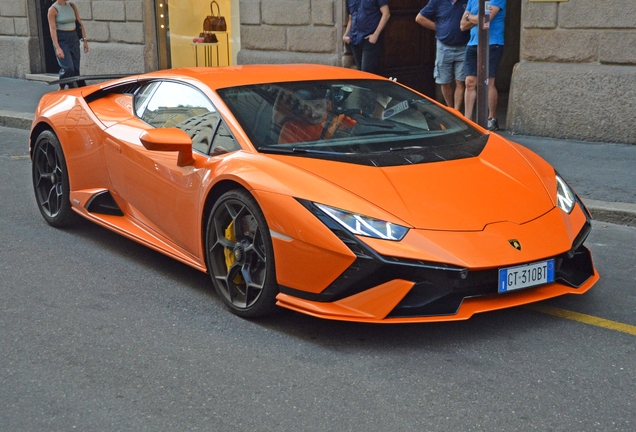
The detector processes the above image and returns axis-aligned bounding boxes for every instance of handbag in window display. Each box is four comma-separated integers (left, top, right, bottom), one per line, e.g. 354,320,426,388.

203,1,227,32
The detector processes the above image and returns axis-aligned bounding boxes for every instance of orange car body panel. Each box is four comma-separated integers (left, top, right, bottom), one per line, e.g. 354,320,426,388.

29,65,598,323
276,133,555,231
359,204,589,268
251,190,357,293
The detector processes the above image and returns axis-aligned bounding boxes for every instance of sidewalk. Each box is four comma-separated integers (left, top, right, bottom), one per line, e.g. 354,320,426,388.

0,77,55,129
1,76,634,226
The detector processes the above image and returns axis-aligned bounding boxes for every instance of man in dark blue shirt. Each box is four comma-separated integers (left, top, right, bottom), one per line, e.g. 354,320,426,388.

416,0,469,110
343,0,391,74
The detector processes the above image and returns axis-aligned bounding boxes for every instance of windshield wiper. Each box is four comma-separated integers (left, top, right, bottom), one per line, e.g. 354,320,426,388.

389,145,426,152
368,145,425,154
259,146,347,155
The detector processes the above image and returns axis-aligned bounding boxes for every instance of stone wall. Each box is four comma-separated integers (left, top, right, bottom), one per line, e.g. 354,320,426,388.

237,0,343,66
73,0,154,75
508,0,636,144
0,0,155,78
0,0,32,77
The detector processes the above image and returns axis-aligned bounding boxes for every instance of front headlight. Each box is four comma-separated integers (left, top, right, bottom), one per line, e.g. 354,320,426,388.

315,203,409,241
556,174,576,213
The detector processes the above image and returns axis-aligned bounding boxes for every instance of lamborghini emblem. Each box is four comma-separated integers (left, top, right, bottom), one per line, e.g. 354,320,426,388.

509,239,522,251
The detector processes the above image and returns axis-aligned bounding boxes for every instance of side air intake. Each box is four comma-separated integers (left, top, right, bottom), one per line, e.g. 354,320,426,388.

86,191,124,216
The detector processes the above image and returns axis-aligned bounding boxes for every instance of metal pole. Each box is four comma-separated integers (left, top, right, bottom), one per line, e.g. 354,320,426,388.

476,0,490,128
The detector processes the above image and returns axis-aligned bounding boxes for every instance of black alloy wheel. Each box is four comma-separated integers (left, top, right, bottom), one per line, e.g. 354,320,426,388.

32,130,78,228
206,189,278,317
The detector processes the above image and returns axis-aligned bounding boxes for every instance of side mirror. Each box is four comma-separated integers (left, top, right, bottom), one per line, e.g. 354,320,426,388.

139,128,194,167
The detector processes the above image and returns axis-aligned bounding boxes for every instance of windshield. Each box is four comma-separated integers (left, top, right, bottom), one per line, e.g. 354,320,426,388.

217,79,485,166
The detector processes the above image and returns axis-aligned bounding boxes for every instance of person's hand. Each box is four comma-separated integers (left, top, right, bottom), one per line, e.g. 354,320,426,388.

343,35,351,44
55,46,64,59
83,40,89,53
365,33,378,44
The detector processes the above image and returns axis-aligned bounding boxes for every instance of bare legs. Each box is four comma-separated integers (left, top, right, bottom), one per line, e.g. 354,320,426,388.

464,75,477,120
464,76,497,121
441,80,466,111
487,77,498,120
454,80,465,112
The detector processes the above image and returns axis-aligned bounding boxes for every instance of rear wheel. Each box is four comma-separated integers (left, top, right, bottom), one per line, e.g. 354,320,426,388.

32,130,78,228
205,189,278,318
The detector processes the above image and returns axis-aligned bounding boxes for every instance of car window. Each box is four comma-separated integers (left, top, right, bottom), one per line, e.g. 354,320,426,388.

218,79,485,167
136,81,239,155
211,121,240,154
134,81,161,117
140,81,214,129
174,111,220,154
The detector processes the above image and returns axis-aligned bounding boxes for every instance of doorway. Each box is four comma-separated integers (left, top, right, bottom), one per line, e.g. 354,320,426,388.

378,0,521,124
36,0,61,74
379,0,436,97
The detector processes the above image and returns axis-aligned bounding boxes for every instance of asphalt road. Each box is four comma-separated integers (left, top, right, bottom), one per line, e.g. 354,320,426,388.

1,126,635,431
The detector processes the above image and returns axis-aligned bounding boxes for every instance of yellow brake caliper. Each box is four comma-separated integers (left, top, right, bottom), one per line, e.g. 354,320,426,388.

223,220,244,284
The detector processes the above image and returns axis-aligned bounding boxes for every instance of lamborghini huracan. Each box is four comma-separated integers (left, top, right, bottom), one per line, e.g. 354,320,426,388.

29,65,599,323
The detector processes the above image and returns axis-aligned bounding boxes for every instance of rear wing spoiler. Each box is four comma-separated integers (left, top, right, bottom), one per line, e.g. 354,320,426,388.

49,74,149,102
47,74,130,86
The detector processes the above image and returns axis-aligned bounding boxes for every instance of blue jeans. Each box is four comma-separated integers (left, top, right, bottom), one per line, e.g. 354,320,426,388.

55,30,84,87
350,36,383,74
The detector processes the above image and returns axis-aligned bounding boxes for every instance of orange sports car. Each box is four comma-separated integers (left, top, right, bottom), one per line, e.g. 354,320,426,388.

29,65,598,323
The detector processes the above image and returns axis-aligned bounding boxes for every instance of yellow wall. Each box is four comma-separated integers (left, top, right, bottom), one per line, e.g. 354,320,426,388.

167,0,234,67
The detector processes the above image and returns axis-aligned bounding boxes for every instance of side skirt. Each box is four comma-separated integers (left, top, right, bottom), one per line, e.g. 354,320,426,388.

69,189,207,273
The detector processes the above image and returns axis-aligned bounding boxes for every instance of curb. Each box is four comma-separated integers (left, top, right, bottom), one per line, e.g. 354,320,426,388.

0,111,33,130
585,200,636,228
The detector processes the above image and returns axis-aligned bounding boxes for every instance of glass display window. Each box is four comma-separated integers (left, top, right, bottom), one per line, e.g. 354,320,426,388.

155,0,238,69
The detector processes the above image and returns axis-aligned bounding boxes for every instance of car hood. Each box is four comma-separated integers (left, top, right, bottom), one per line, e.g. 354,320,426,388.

277,134,555,231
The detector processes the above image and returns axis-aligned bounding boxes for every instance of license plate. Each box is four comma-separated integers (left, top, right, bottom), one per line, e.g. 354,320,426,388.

498,259,555,293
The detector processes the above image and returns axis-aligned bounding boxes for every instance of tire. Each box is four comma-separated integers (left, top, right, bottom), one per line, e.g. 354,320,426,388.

32,130,79,228
205,189,278,318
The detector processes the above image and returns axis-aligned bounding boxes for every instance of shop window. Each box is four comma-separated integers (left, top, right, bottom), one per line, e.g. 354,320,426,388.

155,0,236,69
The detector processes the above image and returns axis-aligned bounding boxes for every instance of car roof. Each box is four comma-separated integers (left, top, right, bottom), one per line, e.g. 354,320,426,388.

141,64,385,90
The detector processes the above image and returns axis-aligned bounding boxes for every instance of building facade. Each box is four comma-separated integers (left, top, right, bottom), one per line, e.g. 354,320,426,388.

0,0,634,144
508,0,636,144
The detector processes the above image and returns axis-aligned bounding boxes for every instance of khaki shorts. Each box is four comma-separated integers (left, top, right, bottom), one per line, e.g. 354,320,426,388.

434,40,467,84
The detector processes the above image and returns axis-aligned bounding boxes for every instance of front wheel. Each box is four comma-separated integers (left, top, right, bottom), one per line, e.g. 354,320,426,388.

205,189,278,318
32,130,78,228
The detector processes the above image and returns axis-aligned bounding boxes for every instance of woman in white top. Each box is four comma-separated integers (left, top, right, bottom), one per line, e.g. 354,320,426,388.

47,0,89,89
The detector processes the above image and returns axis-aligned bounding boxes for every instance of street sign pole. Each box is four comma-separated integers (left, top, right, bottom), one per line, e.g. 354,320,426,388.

476,0,490,128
